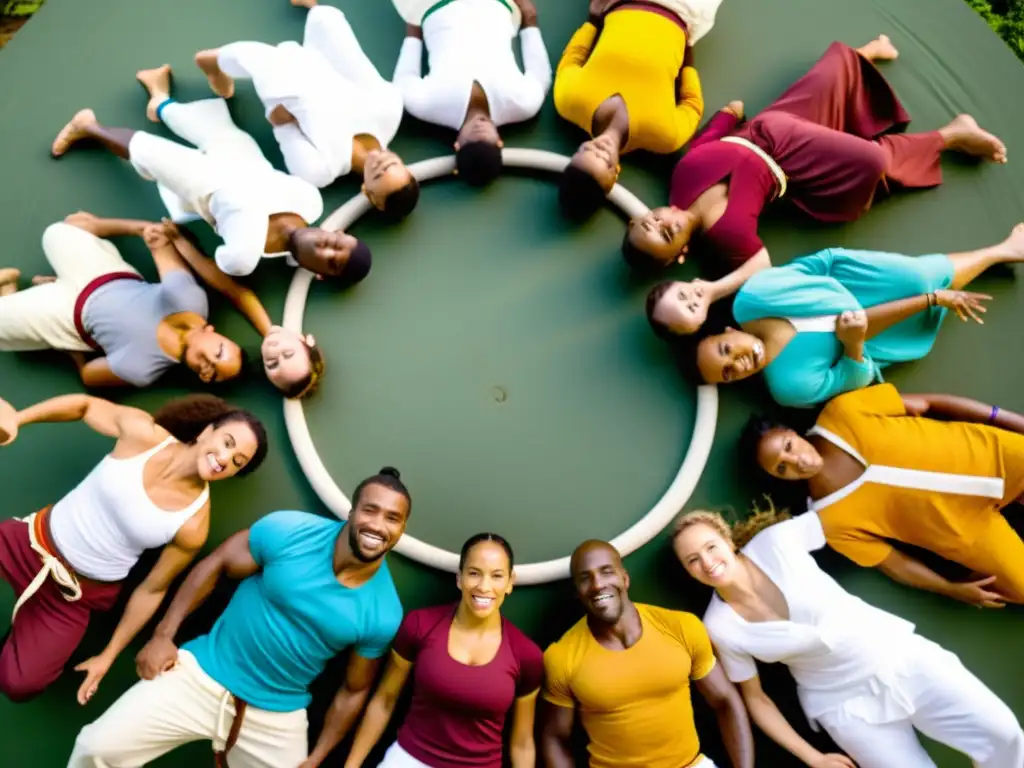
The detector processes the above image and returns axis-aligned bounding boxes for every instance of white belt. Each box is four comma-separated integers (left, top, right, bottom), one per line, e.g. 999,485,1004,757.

11,513,82,621
720,136,788,198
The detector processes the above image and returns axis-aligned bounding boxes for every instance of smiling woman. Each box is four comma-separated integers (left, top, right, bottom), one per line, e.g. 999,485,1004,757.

0,393,266,706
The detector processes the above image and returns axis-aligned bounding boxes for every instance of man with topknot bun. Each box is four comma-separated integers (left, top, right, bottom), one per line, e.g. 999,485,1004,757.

68,467,413,768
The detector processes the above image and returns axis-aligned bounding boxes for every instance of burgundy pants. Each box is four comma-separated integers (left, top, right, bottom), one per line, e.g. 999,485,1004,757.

0,516,121,702
740,41,945,223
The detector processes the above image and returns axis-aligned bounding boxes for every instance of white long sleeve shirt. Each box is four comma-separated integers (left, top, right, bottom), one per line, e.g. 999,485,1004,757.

393,0,553,131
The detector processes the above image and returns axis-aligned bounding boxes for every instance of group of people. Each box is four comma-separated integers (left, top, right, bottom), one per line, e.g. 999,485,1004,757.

1,0,1023,766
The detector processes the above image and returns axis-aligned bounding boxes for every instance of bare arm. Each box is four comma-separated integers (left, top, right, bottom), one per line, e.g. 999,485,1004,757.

141,223,191,280
163,221,272,336
509,690,540,768
76,512,209,704
694,664,754,768
539,701,577,768
306,653,385,768
738,677,854,767
878,549,1008,608
708,248,771,302
342,652,413,768
68,354,131,390
901,393,1024,434
14,393,154,440
63,211,151,239
865,289,990,341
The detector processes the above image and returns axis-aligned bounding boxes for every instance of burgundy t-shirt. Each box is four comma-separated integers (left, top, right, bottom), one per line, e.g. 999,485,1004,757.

393,603,544,767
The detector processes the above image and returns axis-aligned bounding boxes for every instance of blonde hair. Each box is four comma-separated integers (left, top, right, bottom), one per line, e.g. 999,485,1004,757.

673,496,791,550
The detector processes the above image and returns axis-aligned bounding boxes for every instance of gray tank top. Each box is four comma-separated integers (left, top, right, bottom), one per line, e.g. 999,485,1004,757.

82,271,209,387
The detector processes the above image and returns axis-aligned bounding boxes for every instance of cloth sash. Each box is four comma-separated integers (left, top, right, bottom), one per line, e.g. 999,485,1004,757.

392,0,521,28
11,506,83,621
73,271,146,352
213,692,250,768
721,136,788,199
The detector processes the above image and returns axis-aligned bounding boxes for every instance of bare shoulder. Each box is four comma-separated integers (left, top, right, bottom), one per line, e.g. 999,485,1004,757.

174,503,211,552
109,406,172,457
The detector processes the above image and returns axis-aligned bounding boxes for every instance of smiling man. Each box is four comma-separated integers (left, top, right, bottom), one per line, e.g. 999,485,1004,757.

540,540,754,768
67,467,411,768
193,1,419,220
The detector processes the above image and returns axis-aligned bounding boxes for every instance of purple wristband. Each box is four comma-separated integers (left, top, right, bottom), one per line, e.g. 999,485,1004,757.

989,405,1000,423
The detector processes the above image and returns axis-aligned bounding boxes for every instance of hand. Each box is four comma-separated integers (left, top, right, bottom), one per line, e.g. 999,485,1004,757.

811,754,857,768
511,0,538,25
75,653,114,705
135,635,179,680
933,289,991,324
0,397,17,447
949,575,1008,609
63,210,98,227
142,223,171,250
835,309,868,346
723,100,745,120
161,217,181,240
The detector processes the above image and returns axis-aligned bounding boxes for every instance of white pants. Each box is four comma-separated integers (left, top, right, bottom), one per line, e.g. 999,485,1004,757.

0,222,140,352
650,0,724,45
128,99,271,223
392,0,521,28
378,741,718,767
216,6,393,187
67,650,308,768
816,641,1024,768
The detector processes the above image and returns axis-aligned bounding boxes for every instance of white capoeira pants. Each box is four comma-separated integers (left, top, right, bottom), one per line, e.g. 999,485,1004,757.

392,0,522,28
216,6,396,187
67,650,308,768
814,638,1024,768
378,741,719,767
0,222,140,352
127,98,272,225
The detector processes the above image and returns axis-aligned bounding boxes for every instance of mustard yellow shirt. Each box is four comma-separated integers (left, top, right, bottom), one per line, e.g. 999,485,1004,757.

553,12,703,154
542,603,716,768
813,384,1024,571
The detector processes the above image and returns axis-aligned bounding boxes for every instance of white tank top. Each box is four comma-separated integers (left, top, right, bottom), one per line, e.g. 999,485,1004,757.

49,436,210,581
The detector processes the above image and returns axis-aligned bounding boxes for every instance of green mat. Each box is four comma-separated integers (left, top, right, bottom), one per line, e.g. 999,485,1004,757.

0,0,1022,765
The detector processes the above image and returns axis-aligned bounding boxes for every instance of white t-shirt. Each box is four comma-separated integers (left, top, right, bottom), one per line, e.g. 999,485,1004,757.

703,514,919,725
392,0,553,131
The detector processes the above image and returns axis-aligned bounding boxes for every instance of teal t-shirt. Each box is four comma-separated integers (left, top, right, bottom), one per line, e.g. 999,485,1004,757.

183,510,403,712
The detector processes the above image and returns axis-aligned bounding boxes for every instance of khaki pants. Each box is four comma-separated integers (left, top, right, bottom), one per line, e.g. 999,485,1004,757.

0,222,140,352
67,651,308,768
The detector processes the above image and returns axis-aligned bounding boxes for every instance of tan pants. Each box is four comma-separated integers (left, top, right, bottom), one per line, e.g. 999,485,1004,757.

67,651,308,768
0,222,140,352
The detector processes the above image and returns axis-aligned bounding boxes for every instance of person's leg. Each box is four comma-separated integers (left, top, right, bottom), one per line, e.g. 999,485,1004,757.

68,651,224,768
0,269,19,297
946,223,1024,288
952,509,1024,604
816,709,938,768
195,42,282,102
224,706,308,768
40,221,140,295
301,4,389,86
0,281,87,352
907,639,1024,767
51,109,135,159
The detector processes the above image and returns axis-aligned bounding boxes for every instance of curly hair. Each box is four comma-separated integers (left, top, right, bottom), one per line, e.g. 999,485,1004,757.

152,394,268,477
673,496,792,551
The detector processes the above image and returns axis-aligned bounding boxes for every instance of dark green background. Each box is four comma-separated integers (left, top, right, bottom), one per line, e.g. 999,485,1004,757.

1,0,1022,765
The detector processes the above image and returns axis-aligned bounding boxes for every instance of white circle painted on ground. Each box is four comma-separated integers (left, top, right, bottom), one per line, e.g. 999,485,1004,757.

283,148,719,585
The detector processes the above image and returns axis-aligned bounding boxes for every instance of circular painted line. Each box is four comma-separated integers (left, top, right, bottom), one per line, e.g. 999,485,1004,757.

283,148,719,585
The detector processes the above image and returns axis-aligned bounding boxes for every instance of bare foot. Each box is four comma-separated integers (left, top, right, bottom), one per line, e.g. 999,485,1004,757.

0,268,20,297
136,64,173,123
195,49,235,99
1000,223,1024,261
51,108,97,157
858,34,899,62
941,114,1008,163
291,0,317,6
31,275,57,286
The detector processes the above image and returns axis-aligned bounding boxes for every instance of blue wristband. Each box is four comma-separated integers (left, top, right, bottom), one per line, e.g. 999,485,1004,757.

989,405,1000,424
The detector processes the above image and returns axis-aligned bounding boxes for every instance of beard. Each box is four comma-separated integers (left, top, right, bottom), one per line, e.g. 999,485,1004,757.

348,523,387,564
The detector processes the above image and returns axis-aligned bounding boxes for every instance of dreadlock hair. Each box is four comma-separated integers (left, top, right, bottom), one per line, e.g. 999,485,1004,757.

152,394,269,477
558,163,607,222
455,140,504,187
380,178,421,222
459,532,515,571
352,466,412,514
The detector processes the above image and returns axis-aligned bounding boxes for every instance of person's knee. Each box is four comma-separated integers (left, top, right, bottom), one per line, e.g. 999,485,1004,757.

71,721,117,763
0,661,47,703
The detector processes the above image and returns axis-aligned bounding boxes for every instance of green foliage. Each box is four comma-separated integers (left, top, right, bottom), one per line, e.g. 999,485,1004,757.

1,0,43,17
968,0,1024,60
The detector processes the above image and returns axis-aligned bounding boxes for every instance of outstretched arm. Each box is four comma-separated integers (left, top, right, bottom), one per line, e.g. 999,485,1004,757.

341,652,413,768
865,289,990,340
539,701,577,768
878,549,1009,609
306,653,386,768
62,210,152,239
689,101,744,150
738,676,854,767
673,47,705,146
12,393,155,442
707,247,771,302
76,512,209,705
694,665,754,768
901,393,1024,434
163,221,272,336
68,353,131,389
